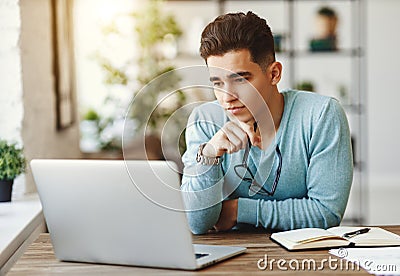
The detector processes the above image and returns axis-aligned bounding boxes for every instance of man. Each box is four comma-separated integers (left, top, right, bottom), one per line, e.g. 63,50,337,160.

181,11,353,234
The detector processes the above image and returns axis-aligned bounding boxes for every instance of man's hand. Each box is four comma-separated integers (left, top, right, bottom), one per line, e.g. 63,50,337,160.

202,121,260,158
214,199,238,232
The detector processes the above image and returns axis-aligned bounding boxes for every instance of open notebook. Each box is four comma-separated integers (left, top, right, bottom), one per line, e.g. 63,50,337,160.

271,226,400,251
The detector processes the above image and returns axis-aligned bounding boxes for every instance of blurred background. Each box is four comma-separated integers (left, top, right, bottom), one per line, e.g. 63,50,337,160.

1,0,399,225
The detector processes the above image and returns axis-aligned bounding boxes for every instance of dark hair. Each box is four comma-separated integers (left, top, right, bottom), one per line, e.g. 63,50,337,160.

200,11,275,71
318,7,337,18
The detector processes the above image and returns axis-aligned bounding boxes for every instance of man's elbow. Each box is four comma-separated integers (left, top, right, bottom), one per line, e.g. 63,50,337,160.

185,207,221,235
325,214,342,228
188,221,212,235
320,208,343,229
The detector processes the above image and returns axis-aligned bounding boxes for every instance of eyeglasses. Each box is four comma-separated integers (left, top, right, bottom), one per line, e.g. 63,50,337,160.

234,140,282,196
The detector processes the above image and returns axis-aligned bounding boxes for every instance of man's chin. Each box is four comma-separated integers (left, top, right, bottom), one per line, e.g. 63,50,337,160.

231,114,255,125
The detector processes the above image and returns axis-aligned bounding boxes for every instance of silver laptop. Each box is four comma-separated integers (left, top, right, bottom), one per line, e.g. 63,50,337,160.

31,159,246,270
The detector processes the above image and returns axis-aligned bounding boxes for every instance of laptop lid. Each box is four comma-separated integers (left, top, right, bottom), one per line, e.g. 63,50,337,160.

31,159,202,269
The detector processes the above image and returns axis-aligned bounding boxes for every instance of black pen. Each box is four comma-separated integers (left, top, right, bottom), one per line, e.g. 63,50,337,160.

342,227,371,238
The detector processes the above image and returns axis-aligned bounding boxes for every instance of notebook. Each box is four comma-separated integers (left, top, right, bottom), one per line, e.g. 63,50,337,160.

31,159,246,270
271,226,400,251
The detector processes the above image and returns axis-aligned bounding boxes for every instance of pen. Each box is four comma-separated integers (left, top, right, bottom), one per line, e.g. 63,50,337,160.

342,227,371,238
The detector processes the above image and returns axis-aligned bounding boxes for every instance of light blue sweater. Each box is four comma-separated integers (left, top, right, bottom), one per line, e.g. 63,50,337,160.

181,90,353,234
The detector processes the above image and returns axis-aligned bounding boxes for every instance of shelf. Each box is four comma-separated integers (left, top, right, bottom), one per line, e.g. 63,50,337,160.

168,0,357,2
177,49,362,62
277,48,362,58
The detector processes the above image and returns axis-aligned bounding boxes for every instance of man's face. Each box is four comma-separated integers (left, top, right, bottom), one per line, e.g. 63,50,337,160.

207,49,273,124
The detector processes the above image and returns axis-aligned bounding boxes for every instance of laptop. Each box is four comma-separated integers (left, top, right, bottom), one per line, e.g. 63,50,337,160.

31,159,246,270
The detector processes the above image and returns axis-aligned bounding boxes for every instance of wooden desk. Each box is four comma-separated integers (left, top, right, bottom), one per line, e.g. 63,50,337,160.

9,226,400,275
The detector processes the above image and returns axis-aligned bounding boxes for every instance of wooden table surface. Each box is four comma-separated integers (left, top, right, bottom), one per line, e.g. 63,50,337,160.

9,226,400,275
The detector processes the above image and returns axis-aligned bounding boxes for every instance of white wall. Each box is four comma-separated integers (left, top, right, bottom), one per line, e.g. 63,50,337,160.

19,0,81,194
0,0,23,143
366,0,400,225
0,0,24,196
74,0,137,115
1,0,83,196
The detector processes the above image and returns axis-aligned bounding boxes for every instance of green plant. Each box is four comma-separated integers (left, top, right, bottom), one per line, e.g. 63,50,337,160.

0,140,26,181
98,0,185,136
90,0,188,157
83,108,101,121
81,108,121,152
295,80,315,92
130,1,187,151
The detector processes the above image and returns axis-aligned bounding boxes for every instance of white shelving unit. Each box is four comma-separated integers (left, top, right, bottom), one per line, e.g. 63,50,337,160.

282,0,368,224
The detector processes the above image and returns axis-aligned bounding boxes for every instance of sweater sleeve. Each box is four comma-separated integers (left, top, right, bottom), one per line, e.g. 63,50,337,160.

237,98,354,230
180,106,225,234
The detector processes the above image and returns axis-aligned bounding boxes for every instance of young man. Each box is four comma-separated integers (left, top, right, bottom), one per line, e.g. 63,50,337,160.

181,12,353,234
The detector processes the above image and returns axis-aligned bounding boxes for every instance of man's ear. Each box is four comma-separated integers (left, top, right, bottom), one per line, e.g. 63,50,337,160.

269,61,282,85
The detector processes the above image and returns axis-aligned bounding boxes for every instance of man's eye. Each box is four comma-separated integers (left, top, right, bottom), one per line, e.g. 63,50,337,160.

213,82,223,87
235,77,247,83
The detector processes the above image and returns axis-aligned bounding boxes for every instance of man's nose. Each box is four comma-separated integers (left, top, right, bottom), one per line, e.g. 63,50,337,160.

221,84,238,102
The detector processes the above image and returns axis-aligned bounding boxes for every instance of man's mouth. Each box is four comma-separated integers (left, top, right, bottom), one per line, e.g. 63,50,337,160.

227,106,245,115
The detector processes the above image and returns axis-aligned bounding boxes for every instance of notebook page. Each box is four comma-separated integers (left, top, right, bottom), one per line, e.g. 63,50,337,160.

328,226,367,237
328,227,400,245
274,228,338,244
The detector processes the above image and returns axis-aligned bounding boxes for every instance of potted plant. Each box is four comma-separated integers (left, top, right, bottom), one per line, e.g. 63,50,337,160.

0,139,26,202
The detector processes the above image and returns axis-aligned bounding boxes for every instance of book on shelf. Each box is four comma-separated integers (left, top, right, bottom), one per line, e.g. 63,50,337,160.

270,226,400,251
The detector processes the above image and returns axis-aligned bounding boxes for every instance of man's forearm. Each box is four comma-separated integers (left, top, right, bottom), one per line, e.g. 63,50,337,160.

214,199,238,231
237,195,346,230
181,164,225,234
184,203,222,234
